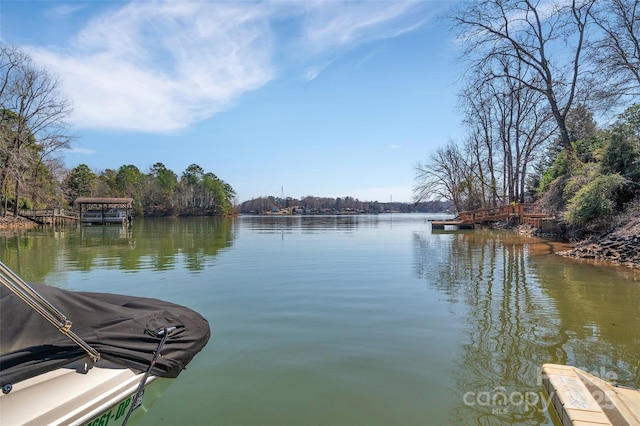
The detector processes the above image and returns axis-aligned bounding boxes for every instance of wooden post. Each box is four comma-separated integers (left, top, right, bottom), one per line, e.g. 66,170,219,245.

518,203,524,224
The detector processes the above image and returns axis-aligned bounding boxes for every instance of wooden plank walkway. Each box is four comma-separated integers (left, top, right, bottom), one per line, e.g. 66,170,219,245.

19,208,80,225
431,203,555,230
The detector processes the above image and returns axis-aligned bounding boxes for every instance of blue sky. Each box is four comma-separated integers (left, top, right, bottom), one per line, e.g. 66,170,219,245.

1,1,464,203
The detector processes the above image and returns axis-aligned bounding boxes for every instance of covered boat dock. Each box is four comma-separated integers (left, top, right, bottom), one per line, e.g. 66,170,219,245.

74,197,133,225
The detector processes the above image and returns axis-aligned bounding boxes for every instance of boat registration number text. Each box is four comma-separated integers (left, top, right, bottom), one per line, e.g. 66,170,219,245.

85,395,132,426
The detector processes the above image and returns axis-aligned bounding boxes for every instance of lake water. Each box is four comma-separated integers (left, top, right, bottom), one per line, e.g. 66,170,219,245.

1,214,639,425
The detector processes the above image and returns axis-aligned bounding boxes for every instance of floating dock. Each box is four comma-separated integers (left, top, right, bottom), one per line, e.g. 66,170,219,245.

430,220,474,230
542,363,640,425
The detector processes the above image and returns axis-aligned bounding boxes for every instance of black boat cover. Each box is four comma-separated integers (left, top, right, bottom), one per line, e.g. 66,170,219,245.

1,283,211,387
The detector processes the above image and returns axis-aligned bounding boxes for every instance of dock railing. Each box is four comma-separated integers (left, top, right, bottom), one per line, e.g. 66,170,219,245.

455,203,552,225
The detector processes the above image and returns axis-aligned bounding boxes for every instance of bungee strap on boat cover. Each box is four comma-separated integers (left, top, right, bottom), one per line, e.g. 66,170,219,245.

122,326,176,426
0,282,211,388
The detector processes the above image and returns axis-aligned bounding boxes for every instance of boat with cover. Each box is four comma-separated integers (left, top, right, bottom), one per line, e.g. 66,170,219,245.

0,262,210,425
81,209,128,225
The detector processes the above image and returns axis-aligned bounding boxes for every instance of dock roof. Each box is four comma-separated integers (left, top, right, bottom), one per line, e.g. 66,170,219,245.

73,197,133,207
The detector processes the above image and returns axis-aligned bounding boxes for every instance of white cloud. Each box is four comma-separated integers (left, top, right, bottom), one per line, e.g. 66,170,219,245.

64,147,96,155
302,60,333,81
291,1,431,79
28,1,435,133
297,1,426,53
31,1,275,133
45,4,86,19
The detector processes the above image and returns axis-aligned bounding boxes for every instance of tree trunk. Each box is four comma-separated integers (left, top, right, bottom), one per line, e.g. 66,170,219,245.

13,179,19,216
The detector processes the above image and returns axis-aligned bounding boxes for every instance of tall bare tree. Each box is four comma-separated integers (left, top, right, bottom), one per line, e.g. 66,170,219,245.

0,43,72,215
452,0,596,154
459,54,556,206
460,87,501,208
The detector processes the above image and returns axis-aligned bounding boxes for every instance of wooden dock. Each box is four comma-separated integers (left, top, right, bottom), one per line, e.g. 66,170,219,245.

431,203,556,230
19,208,80,225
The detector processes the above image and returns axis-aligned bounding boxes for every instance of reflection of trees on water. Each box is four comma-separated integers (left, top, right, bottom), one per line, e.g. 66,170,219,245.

0,230,60,284
527,254,640,389
241,215,367,234
239,213,427,234
413,230,567,425
415,230,640,424
1,218,237,279
130,218,237,272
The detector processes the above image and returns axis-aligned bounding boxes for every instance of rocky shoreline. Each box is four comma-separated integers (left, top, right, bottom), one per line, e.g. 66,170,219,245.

518,218,640,269
555,220,640,269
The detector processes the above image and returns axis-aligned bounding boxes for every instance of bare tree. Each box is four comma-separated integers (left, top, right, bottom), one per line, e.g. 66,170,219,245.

460,79,501,208
588,0,640,103
414,142,475,213
0,43,72,215
452,0,596,154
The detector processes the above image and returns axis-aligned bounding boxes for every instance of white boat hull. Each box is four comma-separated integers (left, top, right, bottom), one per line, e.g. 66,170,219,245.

0,358,164,426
